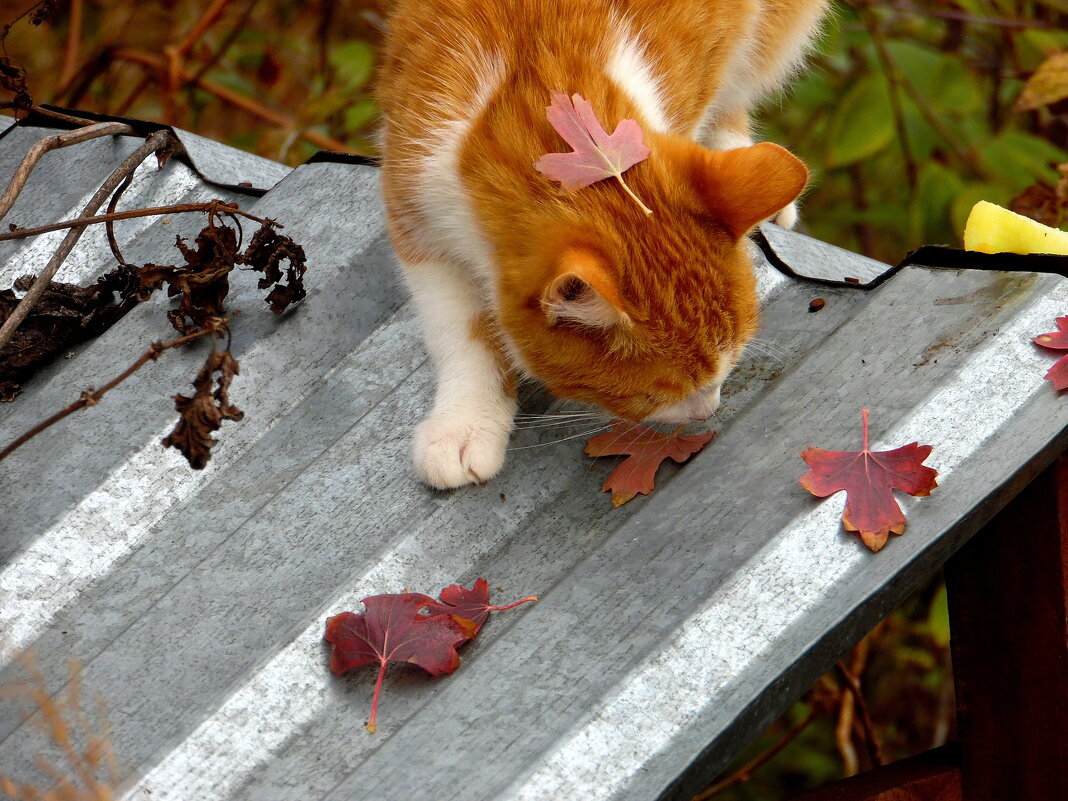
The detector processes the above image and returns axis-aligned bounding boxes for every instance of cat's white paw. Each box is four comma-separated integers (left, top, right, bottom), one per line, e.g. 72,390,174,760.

413,412,511,489
774,202,799,230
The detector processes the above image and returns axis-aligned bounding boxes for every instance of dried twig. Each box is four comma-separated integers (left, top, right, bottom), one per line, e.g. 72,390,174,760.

57,0,83,93
0,652,121,799
112,47,353,153
857,4,917,192
104,167,137,267
852,0,990,181
0,200,274,242
836,660,884,769
0,129,178,354
189,0,260,86
0,322,224,461
690,711,816,801
888,1,1056,28
175,0,234,58
0,121,136,223
834,677,859,776
25,105,103,127
159,0,235,120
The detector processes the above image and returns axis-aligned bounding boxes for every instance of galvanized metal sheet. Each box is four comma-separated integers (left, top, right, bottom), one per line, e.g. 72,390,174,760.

2,125,1067,801
759,221,893,286
169,126,292,191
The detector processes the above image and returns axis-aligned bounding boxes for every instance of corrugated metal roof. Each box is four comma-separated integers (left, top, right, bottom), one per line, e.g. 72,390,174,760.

2,119,1068,800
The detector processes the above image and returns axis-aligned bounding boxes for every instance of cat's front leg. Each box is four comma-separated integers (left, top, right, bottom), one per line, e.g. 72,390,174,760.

404,260,517,489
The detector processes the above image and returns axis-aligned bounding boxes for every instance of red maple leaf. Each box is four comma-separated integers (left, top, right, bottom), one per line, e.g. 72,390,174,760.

324,582,537,732
424,578,538,635
585,421,716,507
1034,315,1068,390
799,409,939,552
534,92,652,215
324,593,476,733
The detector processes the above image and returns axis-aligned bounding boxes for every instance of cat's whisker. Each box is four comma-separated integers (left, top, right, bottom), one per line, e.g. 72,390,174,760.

748,335,788,350
513,418,609,430
743,340,787,364
747,337,790,357
512,412,610,427
514,412,606,420
507,424,612,450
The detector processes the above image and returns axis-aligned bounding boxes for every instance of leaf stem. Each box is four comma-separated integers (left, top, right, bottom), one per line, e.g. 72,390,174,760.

861,408,870,452
486,595,539,611
614,174,653,216
367,659,387,734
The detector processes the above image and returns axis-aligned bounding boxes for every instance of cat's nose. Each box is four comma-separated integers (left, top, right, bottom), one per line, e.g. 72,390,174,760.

688,386,721,421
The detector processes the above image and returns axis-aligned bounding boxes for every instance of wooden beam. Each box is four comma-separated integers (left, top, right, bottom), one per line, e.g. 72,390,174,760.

788,744,961,800
945,455,1068,800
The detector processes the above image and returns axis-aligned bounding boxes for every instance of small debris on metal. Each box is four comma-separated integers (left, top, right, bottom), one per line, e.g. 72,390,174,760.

808,298,826,313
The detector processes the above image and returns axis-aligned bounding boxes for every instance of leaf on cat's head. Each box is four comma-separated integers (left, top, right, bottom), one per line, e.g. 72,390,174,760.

535,92,652,215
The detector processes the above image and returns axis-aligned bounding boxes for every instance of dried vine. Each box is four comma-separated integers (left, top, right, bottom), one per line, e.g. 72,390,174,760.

0,24,308,468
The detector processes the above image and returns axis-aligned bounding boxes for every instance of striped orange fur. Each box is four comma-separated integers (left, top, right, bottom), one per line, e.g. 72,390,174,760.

378,0,829,488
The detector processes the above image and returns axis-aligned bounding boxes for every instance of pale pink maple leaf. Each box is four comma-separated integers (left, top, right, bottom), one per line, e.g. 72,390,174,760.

535,92,653,215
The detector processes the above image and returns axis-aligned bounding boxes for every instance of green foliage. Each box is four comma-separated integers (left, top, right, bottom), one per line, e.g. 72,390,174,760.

768,1,1068,262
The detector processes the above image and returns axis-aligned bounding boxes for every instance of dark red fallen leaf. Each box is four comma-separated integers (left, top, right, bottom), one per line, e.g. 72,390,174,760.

324,581,537,732
799,409,938,552
585,421,716,507
324,593,476,733
424,578,538,635
1034,316,1068,391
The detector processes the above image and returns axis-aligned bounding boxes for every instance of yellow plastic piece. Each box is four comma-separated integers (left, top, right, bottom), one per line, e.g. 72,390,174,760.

963,200,1068,256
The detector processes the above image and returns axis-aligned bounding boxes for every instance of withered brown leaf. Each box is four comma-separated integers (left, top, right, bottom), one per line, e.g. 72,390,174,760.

0,265,140,400
1010,162,1068,229
241,224,308,314
163,347,244,469
139,224,239,334
0,57,31,112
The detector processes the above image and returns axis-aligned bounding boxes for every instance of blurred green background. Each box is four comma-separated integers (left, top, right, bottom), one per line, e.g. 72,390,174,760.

3,0,1067,797
6,0,1067,263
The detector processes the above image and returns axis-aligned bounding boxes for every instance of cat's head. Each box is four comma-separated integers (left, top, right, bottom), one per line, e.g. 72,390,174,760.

497,139,807,423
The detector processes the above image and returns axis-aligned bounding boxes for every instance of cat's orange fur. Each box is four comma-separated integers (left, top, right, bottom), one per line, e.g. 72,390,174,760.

378,0,829,488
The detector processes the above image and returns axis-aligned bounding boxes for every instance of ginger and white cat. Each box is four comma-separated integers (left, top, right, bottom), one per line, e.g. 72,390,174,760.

377,0,829,489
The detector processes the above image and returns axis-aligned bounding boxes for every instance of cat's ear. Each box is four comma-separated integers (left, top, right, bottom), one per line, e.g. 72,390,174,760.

541,248,632,329
697,143,808,240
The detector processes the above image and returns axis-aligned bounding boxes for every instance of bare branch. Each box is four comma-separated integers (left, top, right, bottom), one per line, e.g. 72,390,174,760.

0,200,275,242
0,121,136,224
0,129,178,354
690,711,816,801
26,106,107,127
113,47,355,153
0,322,224,461
57,0,84,93
836,660,885,769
